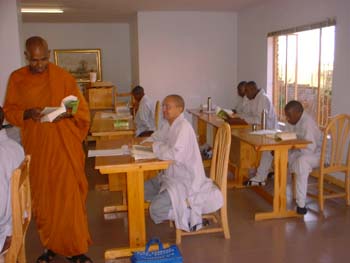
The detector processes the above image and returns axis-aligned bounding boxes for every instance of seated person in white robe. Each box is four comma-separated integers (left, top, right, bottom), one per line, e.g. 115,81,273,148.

227,81,278,128
0,106,24,257
132,85,156,137
232,81,249,115
247,101,321,215
144,95,223,232
226,81,278,186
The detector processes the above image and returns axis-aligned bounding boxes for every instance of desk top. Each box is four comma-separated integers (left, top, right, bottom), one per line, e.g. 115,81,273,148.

90,111,135,136
187,108,249,129
231,128,310,151
95,138,172,172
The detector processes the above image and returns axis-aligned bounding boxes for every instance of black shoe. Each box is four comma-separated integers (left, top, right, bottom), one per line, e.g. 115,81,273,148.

267,172,274,179
66,254,93,263
296,206,307,215
36,249,56,263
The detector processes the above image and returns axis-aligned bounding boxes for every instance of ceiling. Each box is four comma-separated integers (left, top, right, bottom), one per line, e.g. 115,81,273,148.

21,0,269,23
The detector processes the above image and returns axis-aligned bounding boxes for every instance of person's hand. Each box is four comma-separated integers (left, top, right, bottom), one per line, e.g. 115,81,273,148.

53,112,73,122
23,108,42,121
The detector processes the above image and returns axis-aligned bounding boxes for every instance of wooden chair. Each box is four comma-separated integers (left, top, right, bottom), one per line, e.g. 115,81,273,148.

306,114,350,212
175,123,231,244
155,100,160,130
5,155,31,263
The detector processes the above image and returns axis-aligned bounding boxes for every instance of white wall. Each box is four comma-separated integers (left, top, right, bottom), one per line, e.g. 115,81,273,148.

130,15,140,87
137,12,237,109
22,23,132,93
0,0,22,105
237,0,350,115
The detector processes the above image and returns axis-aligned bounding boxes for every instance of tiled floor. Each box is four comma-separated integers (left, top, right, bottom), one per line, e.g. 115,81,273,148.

26,147,350,263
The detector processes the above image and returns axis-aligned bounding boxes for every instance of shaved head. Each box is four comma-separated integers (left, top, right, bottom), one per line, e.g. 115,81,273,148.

164,94,185,111
24,36,50,74
25,36,48,52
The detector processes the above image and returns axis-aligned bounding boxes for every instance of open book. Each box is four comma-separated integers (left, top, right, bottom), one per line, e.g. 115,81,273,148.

41,95,79,122
131,145,157,160
265,131,297,140
276,132,297,141
215,107,232,120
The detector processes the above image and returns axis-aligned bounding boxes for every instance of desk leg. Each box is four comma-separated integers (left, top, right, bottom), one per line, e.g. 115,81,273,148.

198,118,207,145
126,170,146,247
105,170,146,260
255,148,300,220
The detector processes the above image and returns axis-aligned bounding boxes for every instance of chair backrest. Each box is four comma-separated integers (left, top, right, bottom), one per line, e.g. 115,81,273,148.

210,123,231,195
5,155,31,263
320,114,350,171
155,100,160,130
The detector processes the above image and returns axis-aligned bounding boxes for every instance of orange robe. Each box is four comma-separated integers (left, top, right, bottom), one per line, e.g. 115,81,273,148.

4,63,92,256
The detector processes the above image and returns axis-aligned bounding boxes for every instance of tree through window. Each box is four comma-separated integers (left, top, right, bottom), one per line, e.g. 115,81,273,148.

268,20,335,127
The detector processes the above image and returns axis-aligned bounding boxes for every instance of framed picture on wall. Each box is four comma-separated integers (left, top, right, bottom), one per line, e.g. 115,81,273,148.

53,49,102,83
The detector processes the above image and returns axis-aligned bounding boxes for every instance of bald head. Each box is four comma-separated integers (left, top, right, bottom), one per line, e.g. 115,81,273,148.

164,94,185,112
25,36,48,51
162,94,185,125
25,36,50,74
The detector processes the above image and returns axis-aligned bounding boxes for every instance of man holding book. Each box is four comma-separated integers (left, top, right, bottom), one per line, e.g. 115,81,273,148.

3,36,92,262
143,95,223,231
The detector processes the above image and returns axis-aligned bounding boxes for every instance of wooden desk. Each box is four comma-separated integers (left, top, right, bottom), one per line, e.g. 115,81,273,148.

95,138,171,259
91,111,135,192
231,128,310,220
90,111,135,140
188,109,256,187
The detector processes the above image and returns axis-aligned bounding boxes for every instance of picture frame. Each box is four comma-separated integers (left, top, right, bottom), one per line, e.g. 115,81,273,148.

53,49,102,83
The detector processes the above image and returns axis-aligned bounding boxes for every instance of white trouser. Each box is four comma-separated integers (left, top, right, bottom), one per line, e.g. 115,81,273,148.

255,150,320,207
289,151,320,207
255,151,273,180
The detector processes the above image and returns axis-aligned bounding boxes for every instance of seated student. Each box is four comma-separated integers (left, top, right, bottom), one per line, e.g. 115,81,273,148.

250,101,321,214
143,95,223,231
226,81,278,187
0,106,25,259
232,81,249,114
132,85,156,137
227,81,278,127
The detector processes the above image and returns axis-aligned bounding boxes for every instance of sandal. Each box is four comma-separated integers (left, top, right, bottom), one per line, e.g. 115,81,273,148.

67,254,93,263
36,249,56,263
244,179,266,186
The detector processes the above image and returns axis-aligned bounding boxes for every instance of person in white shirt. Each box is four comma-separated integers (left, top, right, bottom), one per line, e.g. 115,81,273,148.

233,81,249,115
247,101,321,214
284,101,321,214
143,95,223,231
0,106,25,258
132,86,156,137
226,81,279,186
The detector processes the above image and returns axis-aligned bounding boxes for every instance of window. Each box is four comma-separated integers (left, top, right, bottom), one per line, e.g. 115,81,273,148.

267,20,335,127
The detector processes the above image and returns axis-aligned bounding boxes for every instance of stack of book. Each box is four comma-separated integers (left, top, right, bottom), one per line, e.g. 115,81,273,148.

131,145,157,160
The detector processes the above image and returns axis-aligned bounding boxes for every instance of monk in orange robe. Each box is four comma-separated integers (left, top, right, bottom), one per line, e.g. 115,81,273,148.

4,36,93,263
